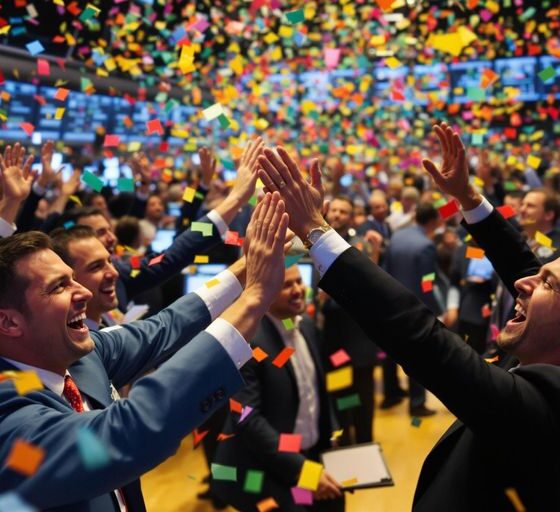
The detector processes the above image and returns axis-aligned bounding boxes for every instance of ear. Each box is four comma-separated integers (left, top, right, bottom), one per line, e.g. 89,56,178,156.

544,210,555,225
0,309,25,338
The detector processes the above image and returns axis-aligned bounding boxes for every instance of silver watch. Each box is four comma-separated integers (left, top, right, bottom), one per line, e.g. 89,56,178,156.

304,224,332,249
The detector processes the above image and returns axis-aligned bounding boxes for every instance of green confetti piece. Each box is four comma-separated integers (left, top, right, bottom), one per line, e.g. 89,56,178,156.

282,318,295,330
285,253,304,269
243,470,264,494
211,463,237,482
218,113,231,129
221,158,236,170
285,9,305,24
117,178,134,193
433,197,447,209
336,394,361,411
195,191,205,200
422,273,436,282
191,221,214,237
504,181,518,191
538,66,556,82
471,133,484,146
77,427,110,470
466,87,485,102
519,6,536,22
81,171,104,192
248,195,257,206
411,416,422,428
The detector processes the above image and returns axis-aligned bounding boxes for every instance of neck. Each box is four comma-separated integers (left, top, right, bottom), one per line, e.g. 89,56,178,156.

0,350,67,376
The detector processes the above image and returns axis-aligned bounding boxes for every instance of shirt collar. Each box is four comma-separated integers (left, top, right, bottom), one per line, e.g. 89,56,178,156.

1,357,68,397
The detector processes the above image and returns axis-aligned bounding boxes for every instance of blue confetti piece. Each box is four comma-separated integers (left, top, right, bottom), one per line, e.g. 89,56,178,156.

77,427,111,470
0,492,37,512
285,253,304,269
26,40,45,57
63,221,76,229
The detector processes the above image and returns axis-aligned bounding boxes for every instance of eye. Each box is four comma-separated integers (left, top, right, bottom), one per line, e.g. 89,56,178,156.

542,279,553,290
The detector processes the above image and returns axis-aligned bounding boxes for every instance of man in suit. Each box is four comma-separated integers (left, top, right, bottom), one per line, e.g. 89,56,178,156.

381,203,443,416
258,136,559,511
212,264,344,512
321,196,378,444
0,192,289,511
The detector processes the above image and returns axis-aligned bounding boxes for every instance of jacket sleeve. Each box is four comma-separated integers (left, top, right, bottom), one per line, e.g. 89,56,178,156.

0,331,244,508
463,210,541,297
117,213,222,300
319,248,558,444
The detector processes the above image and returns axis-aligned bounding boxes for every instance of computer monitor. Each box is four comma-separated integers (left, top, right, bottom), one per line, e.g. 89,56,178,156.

150,229,175,253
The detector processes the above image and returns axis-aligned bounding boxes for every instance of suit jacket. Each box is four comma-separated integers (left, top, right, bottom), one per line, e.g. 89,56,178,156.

384,224,442,316
0,293,244,511
319,210,559,510
114,213,222,309
212,316,337,511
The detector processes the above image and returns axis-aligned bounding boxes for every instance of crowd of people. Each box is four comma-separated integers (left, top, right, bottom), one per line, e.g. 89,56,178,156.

0,119,559,511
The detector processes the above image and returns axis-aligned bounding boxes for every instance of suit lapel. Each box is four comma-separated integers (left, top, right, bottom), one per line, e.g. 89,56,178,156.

69,357,114,409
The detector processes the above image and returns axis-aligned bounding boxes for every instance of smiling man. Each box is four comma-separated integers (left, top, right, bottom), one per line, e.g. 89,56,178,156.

50,226,120,330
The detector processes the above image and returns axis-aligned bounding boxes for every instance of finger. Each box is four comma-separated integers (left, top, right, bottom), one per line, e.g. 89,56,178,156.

22,155,34,178
276,146,302,183
274,212,290,256
17,144,26,168
0,154,5,172
258,155,285,190
264,147,292,186
4,145,11,167
254,192,272,240
309,158,324,196
246,198,265,243
266,195,285,247
247,140,265,170
257,169,278,193
433,125,448,156
322,199,330,217
445,126,456,161
261,192,280,243
454,133,467,170
422,159,445,186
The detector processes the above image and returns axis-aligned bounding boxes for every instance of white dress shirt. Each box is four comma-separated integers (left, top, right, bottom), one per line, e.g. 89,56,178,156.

0,217,16,238
266,315,320,450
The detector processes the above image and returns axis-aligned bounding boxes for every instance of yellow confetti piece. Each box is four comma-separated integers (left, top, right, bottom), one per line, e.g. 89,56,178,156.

182,187,196,203
297,460,323,491
385,56,402,69
527,155,541,169
55,108,65,120
194,255,209,264
205,278,220,289
130,269,141,278
535,231,553,248
9,371,44,395
330,429,344,441
326,366,353,392
341,477,358,487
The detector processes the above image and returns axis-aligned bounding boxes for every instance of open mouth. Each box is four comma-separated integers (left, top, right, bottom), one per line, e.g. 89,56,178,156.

100,285,115,296
510,302,527,324
67,312,87,331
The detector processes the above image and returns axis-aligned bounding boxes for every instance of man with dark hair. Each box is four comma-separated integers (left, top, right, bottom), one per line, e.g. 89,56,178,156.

380,203,443,416
0,192,289,511
519,187,560,262
50,226,120,330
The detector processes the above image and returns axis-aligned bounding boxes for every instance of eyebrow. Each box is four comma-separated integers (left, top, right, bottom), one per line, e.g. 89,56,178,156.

43,273,72,293
541,268,560,285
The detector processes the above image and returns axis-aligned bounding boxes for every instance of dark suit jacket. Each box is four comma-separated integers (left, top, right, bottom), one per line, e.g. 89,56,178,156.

212,316,337,511
0,293,244,511
114,214,222,310
318,209,559,511
384,224,442,316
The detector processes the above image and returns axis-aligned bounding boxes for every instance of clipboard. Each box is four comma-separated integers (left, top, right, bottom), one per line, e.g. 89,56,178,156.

320,442,394,491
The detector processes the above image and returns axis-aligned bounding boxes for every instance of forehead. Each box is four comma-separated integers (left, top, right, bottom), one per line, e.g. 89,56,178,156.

543,258,560,279
77,214,111,230
68,237,110,267
523,192,545,205
284,265,302,282
331,199,352,212
17,249,72,288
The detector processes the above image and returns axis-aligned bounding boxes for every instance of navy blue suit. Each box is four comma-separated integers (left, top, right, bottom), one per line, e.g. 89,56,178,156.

0,292,244,511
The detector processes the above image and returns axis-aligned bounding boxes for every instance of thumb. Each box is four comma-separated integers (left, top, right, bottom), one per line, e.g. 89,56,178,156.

422,159,444,185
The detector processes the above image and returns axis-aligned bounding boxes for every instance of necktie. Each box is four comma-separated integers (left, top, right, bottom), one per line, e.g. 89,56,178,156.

63,375,84,413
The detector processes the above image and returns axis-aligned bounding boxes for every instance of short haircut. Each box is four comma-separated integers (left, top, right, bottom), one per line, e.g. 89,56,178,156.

524,188,560,224
61,206,106,226
0,231,52,313
504,190,523,200
416,203,439,226
50,225,97,267
115,216,140,247
332,195,354,209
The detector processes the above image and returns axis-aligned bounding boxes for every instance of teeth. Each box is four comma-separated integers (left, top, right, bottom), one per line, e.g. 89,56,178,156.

100,287,114,293
68,312,86,325
515,303,527,318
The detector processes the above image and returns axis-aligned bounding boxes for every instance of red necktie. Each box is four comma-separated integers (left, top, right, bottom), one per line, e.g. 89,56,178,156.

63,375,84,413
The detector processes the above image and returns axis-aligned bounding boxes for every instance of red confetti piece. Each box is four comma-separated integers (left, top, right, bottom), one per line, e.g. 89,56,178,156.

437,199,460,220
278,433,301,453
421,280,433,293
229,399,243,414
19,122,35,136
192,429,209,448
271,347,296,368
103,134,120,147
146,119,164,135
496,205,515,219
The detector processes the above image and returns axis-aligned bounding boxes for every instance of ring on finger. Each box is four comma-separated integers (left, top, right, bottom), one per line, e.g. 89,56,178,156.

278,180,286,189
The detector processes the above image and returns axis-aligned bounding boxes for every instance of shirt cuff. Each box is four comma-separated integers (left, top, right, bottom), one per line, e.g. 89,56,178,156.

309,229,351,277
32,181,47,197
193,269,243,321
461,196,494,224
205,318,253,370
0,217,16,238
207,209,228,239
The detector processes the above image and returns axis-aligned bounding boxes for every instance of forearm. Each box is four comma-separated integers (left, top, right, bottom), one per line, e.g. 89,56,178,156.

220,291,268,343
48,193,71,215
213,193,244,227
0,198,21,225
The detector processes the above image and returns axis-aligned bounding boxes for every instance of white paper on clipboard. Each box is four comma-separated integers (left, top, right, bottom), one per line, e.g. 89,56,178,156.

320,443,394,490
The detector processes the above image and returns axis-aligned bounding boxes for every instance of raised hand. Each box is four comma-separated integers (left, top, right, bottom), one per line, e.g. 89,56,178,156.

129,152,152,185
243,192,289,305
229,136,265,205
37,140,61,189
258,146,325,240
0,143,35,202
422,122,481,210
198,147,217,188
61,169,82,196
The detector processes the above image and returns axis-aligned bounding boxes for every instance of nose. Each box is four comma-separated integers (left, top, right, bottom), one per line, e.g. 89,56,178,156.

514,274,539,297
74,280,93,302
106,262,119,281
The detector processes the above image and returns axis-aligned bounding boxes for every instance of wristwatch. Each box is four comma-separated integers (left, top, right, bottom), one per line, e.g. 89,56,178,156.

303,224,332,249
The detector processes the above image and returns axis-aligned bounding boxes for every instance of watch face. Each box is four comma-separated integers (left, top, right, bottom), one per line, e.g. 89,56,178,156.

309,228,326,244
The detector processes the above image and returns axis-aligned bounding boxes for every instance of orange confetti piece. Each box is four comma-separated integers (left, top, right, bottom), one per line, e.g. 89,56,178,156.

229,399,243,414
5,439,45,476
192,429,209,448
257,497,279,512
216,433,236,441
271,347,296,368
252,347,269,362
465,246,485,260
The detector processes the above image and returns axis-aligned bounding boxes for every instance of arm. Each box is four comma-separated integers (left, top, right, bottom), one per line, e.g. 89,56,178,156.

422,122,541,297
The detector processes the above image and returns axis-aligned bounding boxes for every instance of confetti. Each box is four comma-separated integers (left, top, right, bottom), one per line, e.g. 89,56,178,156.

278,433,301,453
297,460,323,491
211,463,237,482
336,394,361,411
77,427,110,470
194,255,209,264
191,222,213,237
243,470,264,494
5,440,44,476
465,247,485,259
329,349,351,368
291,487,313,505
252,347,269,362
326,366,353,392
272,347,296,368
